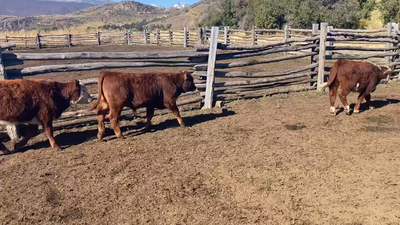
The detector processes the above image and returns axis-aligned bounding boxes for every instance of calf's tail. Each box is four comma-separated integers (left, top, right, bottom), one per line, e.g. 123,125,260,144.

90,71,107,111
327,60,342,88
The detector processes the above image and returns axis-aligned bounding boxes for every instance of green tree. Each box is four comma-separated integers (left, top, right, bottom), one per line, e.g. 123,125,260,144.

380,0,400,23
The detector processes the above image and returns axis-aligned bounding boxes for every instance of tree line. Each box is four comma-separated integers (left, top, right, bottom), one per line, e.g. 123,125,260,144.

198,0,400,29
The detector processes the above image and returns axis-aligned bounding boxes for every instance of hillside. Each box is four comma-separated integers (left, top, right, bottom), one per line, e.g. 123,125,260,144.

0,0,93,17
0,1,175,31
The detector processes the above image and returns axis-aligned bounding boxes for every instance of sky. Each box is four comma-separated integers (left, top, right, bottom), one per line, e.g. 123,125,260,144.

113,0,200,8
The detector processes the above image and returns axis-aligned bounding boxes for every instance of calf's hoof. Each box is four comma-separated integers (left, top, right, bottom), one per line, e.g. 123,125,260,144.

13,143,23,152
353,110,360,114
117,135,125,140
369,106,375,110
329,107,336,115
97,133,105,141
54,145,62,151
344,110,351,115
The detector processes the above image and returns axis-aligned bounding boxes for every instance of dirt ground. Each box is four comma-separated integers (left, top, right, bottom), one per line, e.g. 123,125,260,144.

1,79,400,224
2,45,400,224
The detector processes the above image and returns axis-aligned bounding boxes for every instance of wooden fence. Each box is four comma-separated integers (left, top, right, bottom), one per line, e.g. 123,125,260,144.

1,22,400,139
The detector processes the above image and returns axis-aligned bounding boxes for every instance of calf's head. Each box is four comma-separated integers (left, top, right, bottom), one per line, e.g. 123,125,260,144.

379,66,394,83
70,80,92,104
181,72,197,92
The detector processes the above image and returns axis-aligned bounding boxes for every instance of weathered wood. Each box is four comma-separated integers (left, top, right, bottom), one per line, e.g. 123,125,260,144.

317,23,328,91
96,31,101,46
252,26,256,46
36,34,41,49
212,77,313,95
203,27,219,109
326,37,399,44
288,28,312,33
387,23,394,63
330,28,386,33
184,27,188,48
326,51,399,60
0,43,16,50
195,36,320,51
67,33,72,47
328,32,397,39
196,72,315,89
324,46,398,51
224,26,229,45
255,29,284,33
80,77,205,86
195,52,317,70
194,63,318,78
3,51,209,61
219,86,316,101
11,61,198,76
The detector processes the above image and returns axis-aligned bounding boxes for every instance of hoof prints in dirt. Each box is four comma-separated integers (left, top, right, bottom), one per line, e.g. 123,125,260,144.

285,124,306,131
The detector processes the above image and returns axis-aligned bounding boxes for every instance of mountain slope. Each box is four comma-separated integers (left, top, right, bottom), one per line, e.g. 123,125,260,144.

0,1,172,31
0,0,93,17
37,0,111,5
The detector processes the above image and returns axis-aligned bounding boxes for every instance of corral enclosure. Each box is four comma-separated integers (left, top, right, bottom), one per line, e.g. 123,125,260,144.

1,23,400,224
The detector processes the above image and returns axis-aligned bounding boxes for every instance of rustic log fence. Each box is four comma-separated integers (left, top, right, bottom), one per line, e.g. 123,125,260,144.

1,22,400,139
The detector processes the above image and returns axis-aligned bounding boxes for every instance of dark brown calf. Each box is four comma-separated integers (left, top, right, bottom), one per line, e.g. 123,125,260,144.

327,60,393,115
0,79,91,153
90,70,197,140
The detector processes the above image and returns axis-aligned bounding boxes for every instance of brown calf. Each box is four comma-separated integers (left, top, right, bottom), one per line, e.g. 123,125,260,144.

327,60,393,115
90,70,197,140
0,79,91,153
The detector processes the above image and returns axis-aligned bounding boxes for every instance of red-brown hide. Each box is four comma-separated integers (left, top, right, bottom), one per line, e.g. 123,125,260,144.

327,60,394,115
0,79,83,152
91,70,197,140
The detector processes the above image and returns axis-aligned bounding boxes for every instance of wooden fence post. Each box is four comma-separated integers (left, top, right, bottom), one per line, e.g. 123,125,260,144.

156,29,160,46
203,26,219,109
317,23,328,91
284,25,290,55
144,29,149,45
67,33,72,48
96,31,101,46
311,23,319,87
24,33,27,49
224,26,229,45
169,29,173,45
127,30,131,45
198,27,204,45
36,34,41,49
326,26,333,56
0,49,19,140
251,26,256,46
386,22,393,63
5,35,8,43
184,27,188,48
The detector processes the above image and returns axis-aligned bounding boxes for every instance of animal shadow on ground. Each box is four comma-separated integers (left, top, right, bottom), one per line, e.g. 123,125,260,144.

336,98,400,115
14,109,236,153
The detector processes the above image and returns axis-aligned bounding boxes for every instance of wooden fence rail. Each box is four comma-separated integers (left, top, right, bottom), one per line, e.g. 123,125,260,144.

1,22,400,139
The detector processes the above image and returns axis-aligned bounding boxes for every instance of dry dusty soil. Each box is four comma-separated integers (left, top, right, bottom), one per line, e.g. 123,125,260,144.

1,81,400,224
2,45,400,224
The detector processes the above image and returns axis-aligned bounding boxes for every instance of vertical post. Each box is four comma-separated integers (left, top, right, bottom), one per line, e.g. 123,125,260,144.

284,25,290,55
127,30,131,45
97,31,101,46
251,26,256,46
326,26,333,56
317,23,328,91
386,22,393,63
203,27,219,109
0,49,19,140
169,29,173,45
24,33,27,49
311,23,319,87
197,27,204,45
67,33,72,48
156,29,160,46
5,35,8,43
224,26,229,45
184,27,188,48
36,33,41,49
